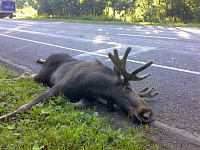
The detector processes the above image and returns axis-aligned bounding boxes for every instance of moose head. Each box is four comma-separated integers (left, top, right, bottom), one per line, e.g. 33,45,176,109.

108,47,157,123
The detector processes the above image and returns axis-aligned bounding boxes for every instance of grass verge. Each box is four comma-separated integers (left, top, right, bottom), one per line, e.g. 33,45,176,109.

15,16,200,27
0,66,158,149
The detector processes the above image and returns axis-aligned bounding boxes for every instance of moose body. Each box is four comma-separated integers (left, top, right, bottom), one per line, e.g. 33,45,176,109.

0,47,158,124
35,53,117,101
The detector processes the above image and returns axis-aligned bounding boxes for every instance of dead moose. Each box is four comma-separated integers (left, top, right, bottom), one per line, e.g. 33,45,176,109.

0,47,158,124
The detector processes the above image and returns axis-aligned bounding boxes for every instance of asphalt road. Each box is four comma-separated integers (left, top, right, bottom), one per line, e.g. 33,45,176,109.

0,19,200,148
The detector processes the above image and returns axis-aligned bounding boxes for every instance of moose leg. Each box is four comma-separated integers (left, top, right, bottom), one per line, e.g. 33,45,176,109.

95,99,117,112
73,99,115,112
5,72,36,81
107,100,115,112
72,99,94,108
0,86,59,122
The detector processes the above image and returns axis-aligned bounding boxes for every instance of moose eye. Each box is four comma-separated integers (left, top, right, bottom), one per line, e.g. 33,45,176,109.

124,86,132,92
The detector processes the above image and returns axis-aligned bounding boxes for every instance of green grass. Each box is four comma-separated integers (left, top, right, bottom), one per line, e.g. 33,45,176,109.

0,66,158,149
17,16,126,25
15,15,200,27
132,22,200,27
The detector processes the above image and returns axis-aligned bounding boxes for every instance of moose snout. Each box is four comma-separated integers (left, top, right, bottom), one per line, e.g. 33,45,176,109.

131,110,154,124
141,113,155,124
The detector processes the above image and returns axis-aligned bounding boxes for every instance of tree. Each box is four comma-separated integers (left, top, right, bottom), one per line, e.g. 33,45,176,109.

15,0,200,23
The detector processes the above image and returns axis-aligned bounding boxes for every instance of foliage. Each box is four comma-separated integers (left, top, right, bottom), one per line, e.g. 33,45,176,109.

0,66,158,149
16,2,38,17
14,0,200,23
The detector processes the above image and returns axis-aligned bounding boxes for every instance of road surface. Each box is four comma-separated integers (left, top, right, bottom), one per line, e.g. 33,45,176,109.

0,19,200,149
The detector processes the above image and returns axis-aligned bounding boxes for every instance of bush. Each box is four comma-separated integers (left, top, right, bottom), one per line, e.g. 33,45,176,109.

16,2,38,18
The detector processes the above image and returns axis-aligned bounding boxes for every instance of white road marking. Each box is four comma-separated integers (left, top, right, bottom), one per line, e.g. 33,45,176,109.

1,27,199,49
74,45,155,59
118,33,178,40
0,27,121,46
0,33,107,56
1,33,200,75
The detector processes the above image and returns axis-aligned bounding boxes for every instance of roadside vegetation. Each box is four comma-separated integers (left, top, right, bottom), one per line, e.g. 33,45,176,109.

15,0,200,27
20,17,200,27
0,66,158,149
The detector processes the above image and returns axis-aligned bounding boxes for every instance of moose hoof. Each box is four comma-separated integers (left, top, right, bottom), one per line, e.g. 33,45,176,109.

72,99,93,108
37,59,45,64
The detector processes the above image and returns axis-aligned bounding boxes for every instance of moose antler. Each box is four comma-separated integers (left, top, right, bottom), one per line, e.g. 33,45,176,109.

108,47,153,84
138,87,159,98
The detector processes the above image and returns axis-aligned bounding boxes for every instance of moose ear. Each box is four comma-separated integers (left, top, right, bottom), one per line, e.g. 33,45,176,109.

113,67,123,85
113,67,121,77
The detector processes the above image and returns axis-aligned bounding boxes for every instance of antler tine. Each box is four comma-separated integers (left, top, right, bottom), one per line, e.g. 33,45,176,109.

138,87,159,98
108,47,131,83
114,49,119,59
121,47,131,68
139,87,150,93
130,60,153,81
108,47,153,84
